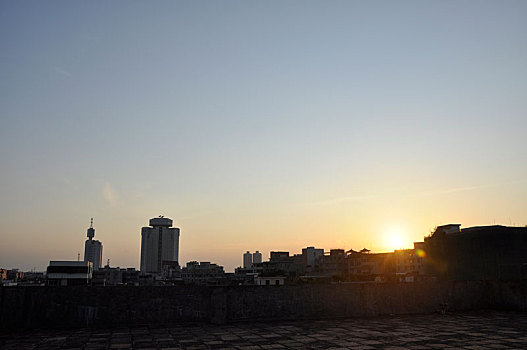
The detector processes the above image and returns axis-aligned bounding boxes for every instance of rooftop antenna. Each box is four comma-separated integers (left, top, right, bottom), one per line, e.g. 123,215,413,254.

90,217,93,228
107,258,110,267
77,253,80,261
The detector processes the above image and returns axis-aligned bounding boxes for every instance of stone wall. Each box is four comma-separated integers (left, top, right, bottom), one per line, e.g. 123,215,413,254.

1,281,525,330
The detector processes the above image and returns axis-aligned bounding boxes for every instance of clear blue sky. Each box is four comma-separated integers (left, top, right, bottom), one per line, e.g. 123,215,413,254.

1,1,526,272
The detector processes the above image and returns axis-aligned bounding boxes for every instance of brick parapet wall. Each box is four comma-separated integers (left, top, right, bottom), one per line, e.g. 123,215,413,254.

1,281,525,330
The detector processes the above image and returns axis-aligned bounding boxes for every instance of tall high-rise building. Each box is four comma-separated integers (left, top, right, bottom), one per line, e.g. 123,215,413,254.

243,251,252,268
84,218,103,270
252,251,262,264
140,216,180,273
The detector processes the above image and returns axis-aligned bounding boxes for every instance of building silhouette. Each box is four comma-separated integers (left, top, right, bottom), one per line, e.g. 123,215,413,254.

181,261,225,285
47,261,93,286
424,224,527,280
347,249,395,281
312,249,348,281
302,246,324,267
243,251,252,268
252,251,262,264
140,216,180,273
84,218,102,270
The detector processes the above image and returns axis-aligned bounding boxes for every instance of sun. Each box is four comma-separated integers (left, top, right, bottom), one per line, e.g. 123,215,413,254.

384,226,407,251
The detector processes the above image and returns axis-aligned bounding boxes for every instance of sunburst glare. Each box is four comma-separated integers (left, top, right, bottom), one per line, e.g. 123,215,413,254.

384,226,408,251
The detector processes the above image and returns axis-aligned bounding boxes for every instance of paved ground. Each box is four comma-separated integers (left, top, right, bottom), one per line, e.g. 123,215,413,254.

1,311,527,349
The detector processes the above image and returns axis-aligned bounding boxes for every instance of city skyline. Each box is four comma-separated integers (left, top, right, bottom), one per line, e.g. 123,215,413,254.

1,1,527,272
1,218,525,273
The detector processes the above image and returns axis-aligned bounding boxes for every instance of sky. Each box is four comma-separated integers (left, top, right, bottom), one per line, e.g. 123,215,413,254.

1,1,526,272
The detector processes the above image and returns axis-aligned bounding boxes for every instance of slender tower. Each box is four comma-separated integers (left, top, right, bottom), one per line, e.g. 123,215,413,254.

84,218,103,270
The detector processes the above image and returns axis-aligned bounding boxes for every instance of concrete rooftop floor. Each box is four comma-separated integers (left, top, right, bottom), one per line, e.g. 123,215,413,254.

1,311,526,349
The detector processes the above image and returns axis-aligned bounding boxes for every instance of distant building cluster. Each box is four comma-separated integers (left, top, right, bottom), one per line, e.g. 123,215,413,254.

45,219,104,287
38,216,228,287
42,216,183,287
233,224,527,286
0,268,45,286
2,221,526,287
234,244,429,285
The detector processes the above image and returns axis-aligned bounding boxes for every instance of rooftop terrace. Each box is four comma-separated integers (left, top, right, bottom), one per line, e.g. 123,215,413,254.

1,311,526,349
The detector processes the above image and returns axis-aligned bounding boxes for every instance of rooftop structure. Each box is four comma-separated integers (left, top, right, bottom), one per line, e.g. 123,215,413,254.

46,260,93,286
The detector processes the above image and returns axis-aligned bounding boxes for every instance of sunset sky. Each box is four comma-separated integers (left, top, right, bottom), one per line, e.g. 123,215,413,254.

1,1,526,272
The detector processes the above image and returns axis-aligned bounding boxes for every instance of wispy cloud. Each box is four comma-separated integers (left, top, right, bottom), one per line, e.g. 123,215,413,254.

411,185,488,197
300,194,380,207
53,66,72,77
103,182,119,207
302,179,527,207
411,179,527,198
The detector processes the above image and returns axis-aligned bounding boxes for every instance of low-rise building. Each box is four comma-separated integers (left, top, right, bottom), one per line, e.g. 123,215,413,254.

312,249,348,281
234,264,263,285
92,266,140,286
394,242,426,275
263,252,304,278
348,249,395,281
21,271,46,285
181,261,226,285
6,269,24,282
255,276,286,286
46,261,93,286
302,247,324,268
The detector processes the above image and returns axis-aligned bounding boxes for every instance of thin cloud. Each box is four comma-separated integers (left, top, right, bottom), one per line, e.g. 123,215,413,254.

301,179,527,207
412,185,487,197
53,66,72,77
103,182,119,207
412,179,527,198
300,194,380,207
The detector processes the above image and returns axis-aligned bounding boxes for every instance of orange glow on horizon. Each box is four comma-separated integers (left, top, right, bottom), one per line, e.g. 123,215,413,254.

383,225,409,251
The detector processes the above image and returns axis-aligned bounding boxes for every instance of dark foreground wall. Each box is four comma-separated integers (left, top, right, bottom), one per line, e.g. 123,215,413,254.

1,281,526,330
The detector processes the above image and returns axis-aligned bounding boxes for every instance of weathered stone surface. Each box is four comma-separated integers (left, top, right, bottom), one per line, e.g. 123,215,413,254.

1,312,526,349
0,281,526,330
